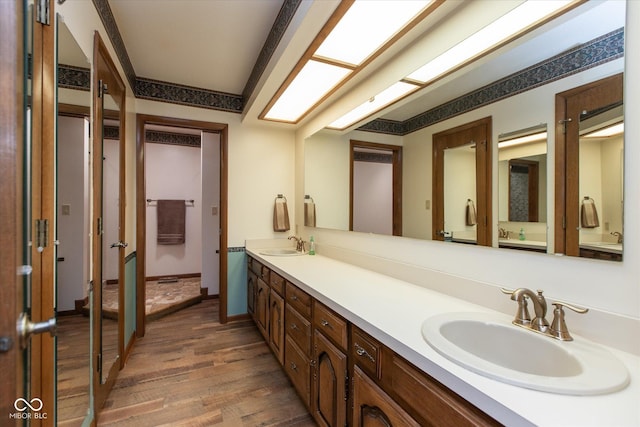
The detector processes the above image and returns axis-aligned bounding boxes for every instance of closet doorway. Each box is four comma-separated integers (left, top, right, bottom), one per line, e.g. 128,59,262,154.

136,115,228,337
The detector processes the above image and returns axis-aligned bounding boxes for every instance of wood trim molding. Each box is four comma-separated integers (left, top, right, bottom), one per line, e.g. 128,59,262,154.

135,114,229,330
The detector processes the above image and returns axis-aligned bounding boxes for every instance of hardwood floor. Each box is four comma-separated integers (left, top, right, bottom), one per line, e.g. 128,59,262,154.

98,299,316,426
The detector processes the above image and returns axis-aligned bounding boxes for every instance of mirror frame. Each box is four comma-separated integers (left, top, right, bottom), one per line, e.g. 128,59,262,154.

92,30,126,411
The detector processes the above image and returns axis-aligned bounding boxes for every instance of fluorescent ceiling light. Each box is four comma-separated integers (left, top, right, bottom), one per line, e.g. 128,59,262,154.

407,0,573,83
315,1,433,66
498,132,547,148
264,60,351,122
582,122,624,138
328,81,419,129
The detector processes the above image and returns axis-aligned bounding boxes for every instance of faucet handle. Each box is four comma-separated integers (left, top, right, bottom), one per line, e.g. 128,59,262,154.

501,288,531,326
549,301,589,341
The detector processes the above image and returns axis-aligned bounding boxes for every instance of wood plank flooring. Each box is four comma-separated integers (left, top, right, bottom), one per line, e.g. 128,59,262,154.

98,299,316,426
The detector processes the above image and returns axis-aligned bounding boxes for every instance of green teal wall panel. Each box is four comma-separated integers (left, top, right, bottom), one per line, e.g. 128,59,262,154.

227,250,247,316
124,253,136,341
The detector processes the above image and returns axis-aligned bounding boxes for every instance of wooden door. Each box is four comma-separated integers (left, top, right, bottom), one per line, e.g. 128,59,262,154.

312,330,347,427
352,366,420,427
268,290,285,365
433,117,492,246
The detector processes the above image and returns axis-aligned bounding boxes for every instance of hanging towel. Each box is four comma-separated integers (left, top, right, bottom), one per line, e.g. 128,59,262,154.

273,195,290,232
304,196,316,227
581,197,599,228
465,199,477,226
157,199,186,245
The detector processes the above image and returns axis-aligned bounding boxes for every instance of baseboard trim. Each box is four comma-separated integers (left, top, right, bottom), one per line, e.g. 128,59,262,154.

146,273,201,282
227,313,251,322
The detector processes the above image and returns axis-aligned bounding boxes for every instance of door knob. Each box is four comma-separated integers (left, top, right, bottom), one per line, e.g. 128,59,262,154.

17,313,57,350
110,241,128,248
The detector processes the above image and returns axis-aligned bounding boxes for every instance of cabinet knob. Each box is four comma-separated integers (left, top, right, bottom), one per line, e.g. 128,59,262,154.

290,362,298,371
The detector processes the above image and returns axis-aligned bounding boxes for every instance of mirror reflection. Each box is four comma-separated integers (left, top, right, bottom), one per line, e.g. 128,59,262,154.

578,104,623,260
303,0,624,261
498,124,548,253
100,92,121,384
55,16,91,425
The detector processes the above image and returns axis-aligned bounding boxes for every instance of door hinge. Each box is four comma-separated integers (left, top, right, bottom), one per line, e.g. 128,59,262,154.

36,0,50,25
98,80,105,98
562,215,566,230
559,118,572,134
344,371,349,402
35,219,49,249
97,217,104,235
97,353,102,372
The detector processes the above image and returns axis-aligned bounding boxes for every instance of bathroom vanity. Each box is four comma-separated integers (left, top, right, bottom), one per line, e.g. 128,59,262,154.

246,244,640,427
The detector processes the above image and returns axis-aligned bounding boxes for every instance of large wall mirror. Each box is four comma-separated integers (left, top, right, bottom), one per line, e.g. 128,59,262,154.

303,0,625,261
56,16,93,425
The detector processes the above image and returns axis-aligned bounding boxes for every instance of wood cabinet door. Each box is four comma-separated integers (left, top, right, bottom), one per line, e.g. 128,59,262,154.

247,269,256,318
353,366,420,427
312,330,347,427
268,289,285,365
255,278,269,340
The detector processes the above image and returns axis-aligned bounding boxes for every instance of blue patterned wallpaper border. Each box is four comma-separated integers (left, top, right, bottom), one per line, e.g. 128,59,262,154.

92,0,137,90
134,77,243,113
242,0,302,101
228,247,246,253
92,0,301,114
58,64,90,91
145,130,201,148
359,28,624,136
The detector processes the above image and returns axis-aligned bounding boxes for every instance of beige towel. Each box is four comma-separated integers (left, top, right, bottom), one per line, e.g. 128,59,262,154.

304,201,316,227
581,197,599,228
273,197,290,232
157,200,186,245
465,199,477,226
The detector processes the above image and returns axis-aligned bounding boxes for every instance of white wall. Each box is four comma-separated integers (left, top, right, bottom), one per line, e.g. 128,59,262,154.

145,142,202,277
201,132,220,295
56,116,90,311
353,161,392,235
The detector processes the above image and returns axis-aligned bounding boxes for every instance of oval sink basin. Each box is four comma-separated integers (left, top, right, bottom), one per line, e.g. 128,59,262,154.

259,248,304,256
422,312,630,395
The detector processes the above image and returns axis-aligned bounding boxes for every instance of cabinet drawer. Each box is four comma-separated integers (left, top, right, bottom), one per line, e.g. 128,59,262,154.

351,327,381,380
285,305,311,355
286,281,312,319
390,356,500,427
269,271,285,296
313,302,347,350
285,336,311,408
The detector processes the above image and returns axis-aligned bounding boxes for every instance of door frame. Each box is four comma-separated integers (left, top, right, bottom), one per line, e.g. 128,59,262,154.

554,73,623,256
432,117,492,246
349,140,403,236
0,0,25,418
135,114,229,336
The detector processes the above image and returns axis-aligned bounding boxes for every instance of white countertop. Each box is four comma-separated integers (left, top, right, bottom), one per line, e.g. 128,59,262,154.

247,248,640,427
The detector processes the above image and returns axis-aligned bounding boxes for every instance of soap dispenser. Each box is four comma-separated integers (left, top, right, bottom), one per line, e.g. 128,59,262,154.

519,228,526,241
309,235,316,255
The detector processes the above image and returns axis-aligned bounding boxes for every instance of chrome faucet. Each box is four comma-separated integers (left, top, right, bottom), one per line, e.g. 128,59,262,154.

611,231,623,244
501,288,588,341
288,236,305,252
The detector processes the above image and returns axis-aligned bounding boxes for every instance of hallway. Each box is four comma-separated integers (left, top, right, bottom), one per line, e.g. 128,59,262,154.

98,299,314,426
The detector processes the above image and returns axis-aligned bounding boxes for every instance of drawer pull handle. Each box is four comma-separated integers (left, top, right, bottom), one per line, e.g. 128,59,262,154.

354,343,376,364
290,362,298,371
290,323,298,330
320,319,329,327
291,295,298,301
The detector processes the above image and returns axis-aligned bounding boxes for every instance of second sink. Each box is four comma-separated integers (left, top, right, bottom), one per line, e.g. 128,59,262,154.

422,311,629,395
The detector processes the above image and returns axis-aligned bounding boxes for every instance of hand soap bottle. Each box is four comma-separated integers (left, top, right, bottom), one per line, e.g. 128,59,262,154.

309,236,316,255
519,228,526,241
